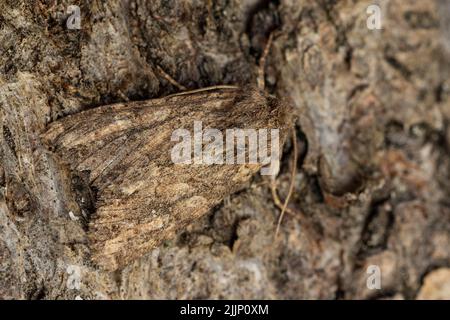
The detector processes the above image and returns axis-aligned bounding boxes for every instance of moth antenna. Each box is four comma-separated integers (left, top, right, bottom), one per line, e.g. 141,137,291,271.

257,31,275,91
156,65,187,91
165,85,239,98
274,126,298,239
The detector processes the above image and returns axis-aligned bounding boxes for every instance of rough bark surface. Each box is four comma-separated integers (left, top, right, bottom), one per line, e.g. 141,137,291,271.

1,0,450,299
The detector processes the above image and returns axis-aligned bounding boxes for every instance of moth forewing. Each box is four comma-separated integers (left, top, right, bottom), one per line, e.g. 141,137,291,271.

42,87,291,271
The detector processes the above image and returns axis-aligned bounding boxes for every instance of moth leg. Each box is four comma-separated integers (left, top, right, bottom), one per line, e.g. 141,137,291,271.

273,128,298,238
270,180,296,217
270,129,322,244
156,65,187,91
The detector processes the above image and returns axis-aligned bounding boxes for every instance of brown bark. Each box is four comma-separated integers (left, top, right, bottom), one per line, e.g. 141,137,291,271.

0,0,449,299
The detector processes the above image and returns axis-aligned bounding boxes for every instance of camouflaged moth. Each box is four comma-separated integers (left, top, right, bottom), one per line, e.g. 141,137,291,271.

42,85,291,270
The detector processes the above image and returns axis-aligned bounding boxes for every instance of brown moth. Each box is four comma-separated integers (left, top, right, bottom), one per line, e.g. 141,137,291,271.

42,86,291,271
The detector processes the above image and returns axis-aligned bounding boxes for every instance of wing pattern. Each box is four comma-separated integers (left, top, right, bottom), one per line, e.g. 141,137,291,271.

42,87,290,270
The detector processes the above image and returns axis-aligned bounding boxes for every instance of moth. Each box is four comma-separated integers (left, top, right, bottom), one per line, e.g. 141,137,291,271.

42,85,291,271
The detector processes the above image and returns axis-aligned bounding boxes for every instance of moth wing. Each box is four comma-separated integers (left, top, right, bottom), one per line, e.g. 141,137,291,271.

42,88,290,270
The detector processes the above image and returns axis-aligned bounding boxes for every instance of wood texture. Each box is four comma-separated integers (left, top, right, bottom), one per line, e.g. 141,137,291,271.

1,0,449,300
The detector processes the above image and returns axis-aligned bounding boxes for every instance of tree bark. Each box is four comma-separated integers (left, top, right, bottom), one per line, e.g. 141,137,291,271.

1,0,449,299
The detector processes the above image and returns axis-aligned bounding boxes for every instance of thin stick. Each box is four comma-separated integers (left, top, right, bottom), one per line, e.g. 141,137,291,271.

156,65,187,91
274,128,298,238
